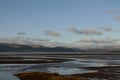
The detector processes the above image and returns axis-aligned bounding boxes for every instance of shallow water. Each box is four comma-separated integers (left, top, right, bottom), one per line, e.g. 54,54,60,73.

47,67,97,75
0,72,19,80
0,52,120,80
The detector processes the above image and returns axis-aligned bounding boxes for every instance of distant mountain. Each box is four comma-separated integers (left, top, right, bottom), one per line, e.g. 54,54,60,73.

0,43,82,52
0,43,119,52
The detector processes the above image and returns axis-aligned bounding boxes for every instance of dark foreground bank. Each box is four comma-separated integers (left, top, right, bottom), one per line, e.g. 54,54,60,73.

15,72,87,80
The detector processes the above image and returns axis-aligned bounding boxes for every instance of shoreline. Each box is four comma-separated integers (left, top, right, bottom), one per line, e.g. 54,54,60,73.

0,53,119,80
15,72,88,80
77,66,120,79
14,66,120,80
0,52,120,55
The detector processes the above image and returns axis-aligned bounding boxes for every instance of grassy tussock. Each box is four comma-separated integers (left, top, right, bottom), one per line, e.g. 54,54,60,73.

15,72,87,80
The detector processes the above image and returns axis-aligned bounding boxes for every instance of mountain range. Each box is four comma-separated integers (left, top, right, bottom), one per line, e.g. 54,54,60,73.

0,43,81,52
0,43,119,52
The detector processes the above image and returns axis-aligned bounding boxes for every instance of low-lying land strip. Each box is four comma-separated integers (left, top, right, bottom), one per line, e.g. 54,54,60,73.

0,57,68,64
15,72,87,80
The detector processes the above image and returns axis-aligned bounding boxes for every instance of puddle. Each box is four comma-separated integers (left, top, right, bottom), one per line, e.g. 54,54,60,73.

47,67,97,75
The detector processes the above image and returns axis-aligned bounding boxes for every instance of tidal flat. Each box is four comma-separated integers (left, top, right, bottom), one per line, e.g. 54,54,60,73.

0,52,120,80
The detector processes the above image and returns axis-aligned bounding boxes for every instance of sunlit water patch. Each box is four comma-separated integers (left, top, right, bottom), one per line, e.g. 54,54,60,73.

47,67,97,75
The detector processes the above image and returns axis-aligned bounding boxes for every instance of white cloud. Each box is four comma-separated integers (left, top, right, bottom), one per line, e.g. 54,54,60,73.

0,36,50,46
72,37,120,49
0,37,24,44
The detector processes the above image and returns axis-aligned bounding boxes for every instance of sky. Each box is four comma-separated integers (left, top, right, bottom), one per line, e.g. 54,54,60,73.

0,0,120,48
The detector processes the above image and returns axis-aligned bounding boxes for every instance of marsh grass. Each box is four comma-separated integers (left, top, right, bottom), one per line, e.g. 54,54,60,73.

15,72,87,80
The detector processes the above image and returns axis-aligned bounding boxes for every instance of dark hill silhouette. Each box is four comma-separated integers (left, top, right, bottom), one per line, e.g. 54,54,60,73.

0,43,81,52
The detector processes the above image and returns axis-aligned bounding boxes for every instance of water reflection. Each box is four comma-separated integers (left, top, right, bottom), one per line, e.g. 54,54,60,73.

47,67,97,75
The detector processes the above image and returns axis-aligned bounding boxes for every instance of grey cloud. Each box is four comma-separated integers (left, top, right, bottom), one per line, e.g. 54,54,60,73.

68,27,80,34
114,16,120,21
23,38,71,47
27,38,49,42
106,10,120,21
106,10,120,14
68,27,102,35
51,42,72,48
79,29,102,35
0,36,69,48
0,36,73,48
18,32,26,35
0,36,50,46
100,26,113,32
44,30,60,37
22,37,51,46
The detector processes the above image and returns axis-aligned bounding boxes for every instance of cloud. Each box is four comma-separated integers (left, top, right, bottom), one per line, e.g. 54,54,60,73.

72,37,120,49
0,36,26,44
68,27,102,35
0,36,69,47
18,32,26,35
106,10,120,14
29,38,49,42
106,10,120,21
0,35,120,50
100,26,113,32
44,30,60,37
0,36,51,46
79,29,102,35
68,27,80,34
114,16,120,21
